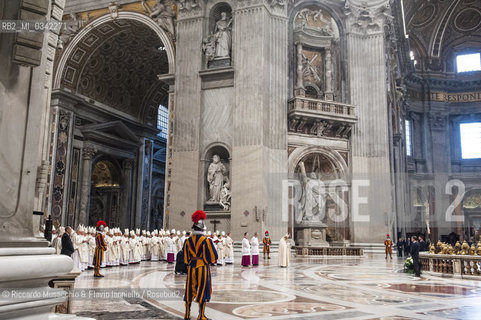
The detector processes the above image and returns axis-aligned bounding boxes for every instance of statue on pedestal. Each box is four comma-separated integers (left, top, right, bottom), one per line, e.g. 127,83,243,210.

298,157,325,223
203,12,233,68
213,12,232,59
219,177,231,211
207,155,227,203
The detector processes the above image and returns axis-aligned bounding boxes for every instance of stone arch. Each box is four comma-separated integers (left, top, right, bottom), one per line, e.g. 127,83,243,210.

201,141,232,161
53,12,175,125
288,146,348,181
304,82,323,99
208,2,233,33
55,11,175,88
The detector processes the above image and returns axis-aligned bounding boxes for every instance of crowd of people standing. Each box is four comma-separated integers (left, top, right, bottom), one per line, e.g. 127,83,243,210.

49,225,238,272
395,235,431,258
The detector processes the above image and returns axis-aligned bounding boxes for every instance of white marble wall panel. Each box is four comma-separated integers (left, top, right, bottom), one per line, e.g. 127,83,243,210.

200,87,234,149
348,31,392,243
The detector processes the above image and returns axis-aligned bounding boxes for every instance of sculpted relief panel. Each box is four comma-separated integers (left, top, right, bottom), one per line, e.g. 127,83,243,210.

142,0,176,40
294,8,338,37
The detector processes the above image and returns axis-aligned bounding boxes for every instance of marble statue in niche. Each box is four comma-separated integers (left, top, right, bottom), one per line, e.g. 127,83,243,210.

203,11,233,68
214,12,232,58
207,154,227,202
297,154,337,223
298,160,325,223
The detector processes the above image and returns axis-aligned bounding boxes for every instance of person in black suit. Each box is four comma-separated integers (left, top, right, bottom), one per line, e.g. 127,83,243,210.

410,236,420,277
419,236,427,252
60,226,75,257
404,238,411,257
397,237,404,257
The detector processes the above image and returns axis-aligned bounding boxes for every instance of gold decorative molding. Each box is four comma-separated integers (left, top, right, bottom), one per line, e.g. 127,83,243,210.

408,90,481,103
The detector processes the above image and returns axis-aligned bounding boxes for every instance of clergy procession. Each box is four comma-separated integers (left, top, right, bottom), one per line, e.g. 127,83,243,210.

47,215,294,276
45,209,296,319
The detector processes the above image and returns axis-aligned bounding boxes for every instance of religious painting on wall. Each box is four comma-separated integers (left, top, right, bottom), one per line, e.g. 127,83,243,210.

301,48,325,98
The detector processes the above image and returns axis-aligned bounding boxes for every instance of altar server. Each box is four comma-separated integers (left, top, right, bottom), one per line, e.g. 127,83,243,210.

250,232,260,266
241,232,251,267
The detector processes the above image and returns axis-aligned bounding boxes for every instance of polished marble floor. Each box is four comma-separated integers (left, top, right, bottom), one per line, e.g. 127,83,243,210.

72,254,481,320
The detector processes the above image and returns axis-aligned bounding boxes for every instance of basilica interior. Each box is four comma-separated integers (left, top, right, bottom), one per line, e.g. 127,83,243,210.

1,0,481,319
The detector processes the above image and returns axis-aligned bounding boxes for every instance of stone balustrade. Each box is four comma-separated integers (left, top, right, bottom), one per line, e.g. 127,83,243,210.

288,96,356,118
295,246,363,256
420,253,481,279
287,96,357,138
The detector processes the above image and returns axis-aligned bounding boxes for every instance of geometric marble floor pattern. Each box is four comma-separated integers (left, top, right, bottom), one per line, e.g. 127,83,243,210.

72,254,481,320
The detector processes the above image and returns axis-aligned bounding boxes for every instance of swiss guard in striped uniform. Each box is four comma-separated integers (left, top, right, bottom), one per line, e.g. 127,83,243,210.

93,221,107,278
183,210,217,320
263,231,272,259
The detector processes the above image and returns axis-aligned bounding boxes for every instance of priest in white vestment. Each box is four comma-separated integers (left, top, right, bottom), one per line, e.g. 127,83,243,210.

241,232,251,267
225,232,234,264
278,234,295,267
165,232,176,263
250,232,260,266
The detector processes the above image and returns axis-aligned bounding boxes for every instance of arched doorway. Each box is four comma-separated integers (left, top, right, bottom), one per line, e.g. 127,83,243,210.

463,189,481,242
288,146,350,245
88,158,122,227
48,11,174,229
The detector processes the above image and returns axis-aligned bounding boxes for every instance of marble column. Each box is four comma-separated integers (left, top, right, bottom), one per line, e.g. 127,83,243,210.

78,144,96,227
428,113,452,237
345,0,393,243
325,48,333,101
47,106,74,226
167,5,203,229
0,1,76,318
121,159,134,228
136,139,153,230
230,1,288,240
163,86,175,229
295,42,305,97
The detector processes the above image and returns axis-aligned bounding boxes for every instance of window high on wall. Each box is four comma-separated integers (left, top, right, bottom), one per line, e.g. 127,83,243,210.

157,105,168,139
405,120,413,157
456,53,481,73
460,122,481,159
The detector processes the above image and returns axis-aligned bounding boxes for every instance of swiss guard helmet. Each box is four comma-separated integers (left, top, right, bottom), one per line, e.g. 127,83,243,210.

191,210,207,231
96,220,107,232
